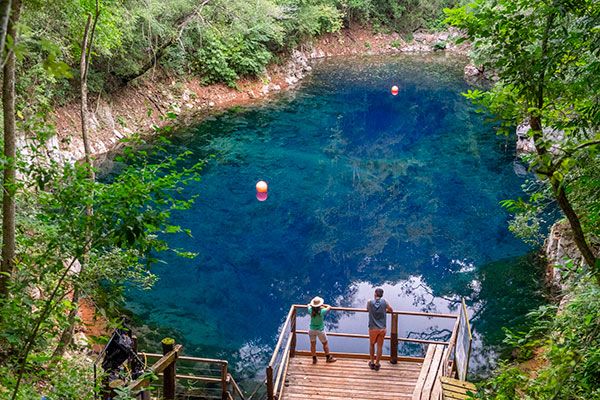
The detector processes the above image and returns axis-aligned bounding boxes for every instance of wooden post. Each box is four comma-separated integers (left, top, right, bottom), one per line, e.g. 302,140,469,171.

290,307,297,358
161,338,176,400
390,313,398,364
266,365,274,400
130,336,150,400
221,362,229,400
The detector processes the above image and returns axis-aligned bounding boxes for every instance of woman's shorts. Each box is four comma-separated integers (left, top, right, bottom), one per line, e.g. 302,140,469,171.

369,328,386,345
308,329,328,343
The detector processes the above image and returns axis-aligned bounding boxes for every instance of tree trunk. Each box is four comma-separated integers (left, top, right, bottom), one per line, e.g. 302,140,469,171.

51,287,80,360
0,0,12,66
52,6,99,359
0,0,20,299
530,115,598,281
552,180,599,279
80,13,95,177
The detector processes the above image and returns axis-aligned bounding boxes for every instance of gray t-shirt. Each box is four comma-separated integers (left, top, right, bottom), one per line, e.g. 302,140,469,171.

367,298,387,329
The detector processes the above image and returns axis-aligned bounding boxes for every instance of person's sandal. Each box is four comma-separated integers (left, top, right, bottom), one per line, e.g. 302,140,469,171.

312,356,317,364
374,363,381,371
368,361,375,370
326,355,337,363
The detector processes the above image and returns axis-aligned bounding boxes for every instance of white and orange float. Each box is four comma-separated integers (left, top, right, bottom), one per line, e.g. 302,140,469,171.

256,180,268,193
391,85,399,95
256,180,268,201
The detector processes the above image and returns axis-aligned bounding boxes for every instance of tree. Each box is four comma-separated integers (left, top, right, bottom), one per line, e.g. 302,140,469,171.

0,0,12,65
5,137,202,398
0,0,21,299
51,0,101,360
445,0,600,281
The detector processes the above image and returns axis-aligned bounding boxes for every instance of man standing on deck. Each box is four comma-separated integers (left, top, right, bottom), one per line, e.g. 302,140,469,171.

367,288,393,371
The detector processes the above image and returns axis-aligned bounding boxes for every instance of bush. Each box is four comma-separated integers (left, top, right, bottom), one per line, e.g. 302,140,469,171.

192,30,272,87
475,275,600,400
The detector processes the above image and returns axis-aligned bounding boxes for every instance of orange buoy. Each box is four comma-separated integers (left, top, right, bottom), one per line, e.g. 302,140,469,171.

391,85,399,95
256,180,268,193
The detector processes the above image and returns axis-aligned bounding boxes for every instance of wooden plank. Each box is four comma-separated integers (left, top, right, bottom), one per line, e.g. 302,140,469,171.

290,355,421,366
284,392,413,400
288,358,422,371
288,368,421,379
431,347,449,400
284,386,411,399
288,374,419,387
412,344,436,400
442,392,472,400
289,367,420,379
285,387,410,399
422,345,445,400
295,350,424,363
289,366,421,376
442,383,476,396
440,376,477,391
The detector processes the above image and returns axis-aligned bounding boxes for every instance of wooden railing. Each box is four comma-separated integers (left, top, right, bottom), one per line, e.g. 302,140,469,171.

266,304,460,400
112,338,246,400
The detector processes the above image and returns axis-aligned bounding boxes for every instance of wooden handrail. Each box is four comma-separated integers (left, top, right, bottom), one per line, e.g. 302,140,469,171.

444,312,461,377
135,348,237,399
295,329,450,345
175,375,222,383
128,344,183,391
268,305,295,367
139,352,229,365
228,373,246,400
274,334,293,394
292,304,458,319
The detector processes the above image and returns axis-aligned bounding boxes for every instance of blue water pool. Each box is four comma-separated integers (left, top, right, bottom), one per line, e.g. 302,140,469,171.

126,54,545,377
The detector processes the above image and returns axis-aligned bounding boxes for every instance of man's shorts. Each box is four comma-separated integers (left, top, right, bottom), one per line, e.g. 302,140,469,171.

369,328,386,345
308,329,328,343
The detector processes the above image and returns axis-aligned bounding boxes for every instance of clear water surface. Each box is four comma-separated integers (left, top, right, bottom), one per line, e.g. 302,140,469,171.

124,54,546,378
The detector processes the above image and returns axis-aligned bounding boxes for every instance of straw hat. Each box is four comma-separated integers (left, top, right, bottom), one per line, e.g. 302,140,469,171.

308,296,324,308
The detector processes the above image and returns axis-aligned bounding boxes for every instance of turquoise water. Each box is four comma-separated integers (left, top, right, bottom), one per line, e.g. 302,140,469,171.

126,54,545,377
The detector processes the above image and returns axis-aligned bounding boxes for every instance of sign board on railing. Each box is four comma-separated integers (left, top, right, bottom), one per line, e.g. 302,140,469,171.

454,299,472,381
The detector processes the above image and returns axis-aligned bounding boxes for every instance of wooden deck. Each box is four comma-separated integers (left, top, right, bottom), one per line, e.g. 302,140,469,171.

266,303,473,400
280,355,423,400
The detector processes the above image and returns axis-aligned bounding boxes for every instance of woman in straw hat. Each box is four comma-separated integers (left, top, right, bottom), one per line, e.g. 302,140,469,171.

308,296,337,364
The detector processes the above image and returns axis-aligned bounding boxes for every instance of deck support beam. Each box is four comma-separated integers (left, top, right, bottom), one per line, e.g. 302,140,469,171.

390,313,398,364
290,308,297,358
266,365,274,400
162,338,177,400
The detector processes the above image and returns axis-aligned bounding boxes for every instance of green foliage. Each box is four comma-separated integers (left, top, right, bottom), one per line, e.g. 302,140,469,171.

281,0,344,39
0,356,96,400
192,29,272,87
352,0,458,32
474,275,600,400
0,134,202,399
